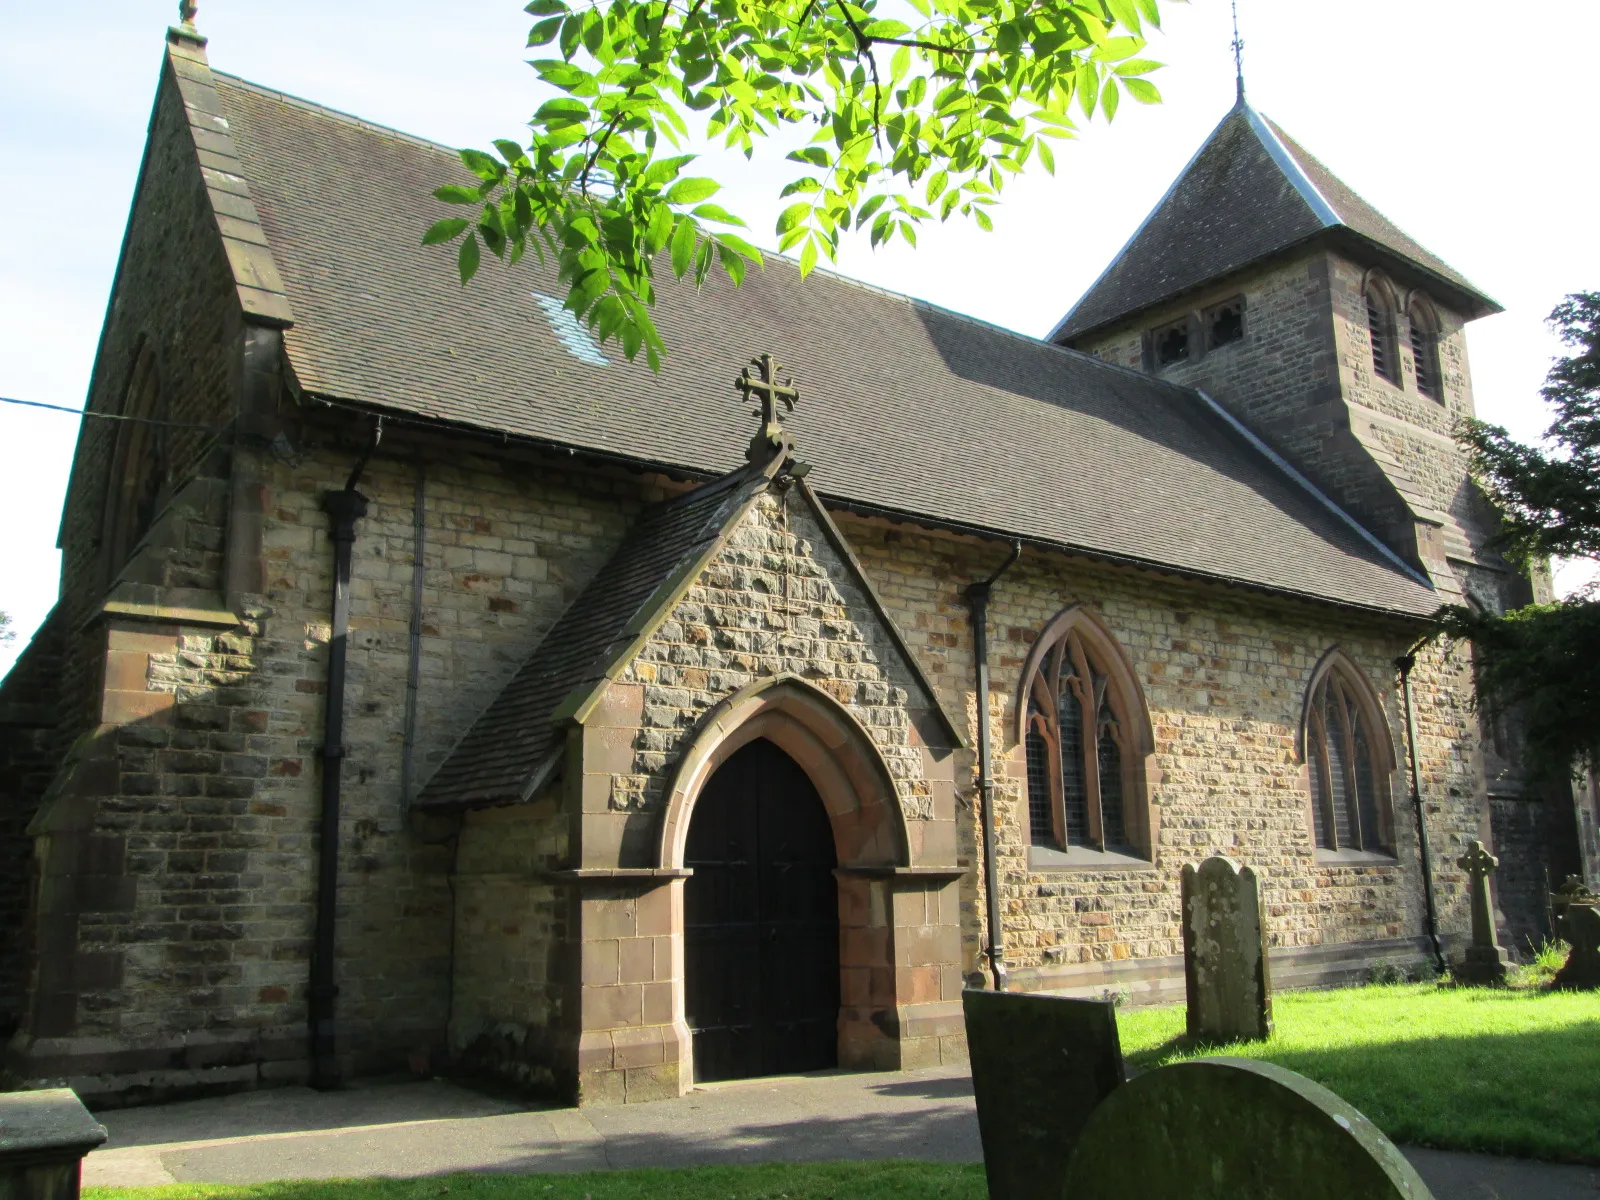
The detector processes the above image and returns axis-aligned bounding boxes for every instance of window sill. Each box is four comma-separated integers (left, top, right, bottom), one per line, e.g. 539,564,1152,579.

1314,848,1398,866
1028,844,1155,872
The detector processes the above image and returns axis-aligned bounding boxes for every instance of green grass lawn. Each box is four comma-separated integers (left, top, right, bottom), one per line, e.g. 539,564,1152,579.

85,1161,987,1200
1118,981,1600,1163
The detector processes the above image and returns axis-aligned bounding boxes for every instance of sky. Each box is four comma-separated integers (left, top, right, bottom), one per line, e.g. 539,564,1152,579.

2,0,1598,677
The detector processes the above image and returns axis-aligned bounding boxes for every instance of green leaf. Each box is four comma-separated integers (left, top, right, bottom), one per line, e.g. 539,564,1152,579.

459,149,503,182
524,0,565,15
776,201,811,235
719,244,746,287
1122,77,1161,104
670,218,697,277
433,185,482,205
457,234,481,284
691,203,745,225
1037,138,1056,175
526,15,563,45
534,98,590,125
974,208,992,232
422,218,469,245
1102,77,1120,121
492,139,529,168
925,169,949,202
663,177,720,204
713,231,764,261
798,236,818,279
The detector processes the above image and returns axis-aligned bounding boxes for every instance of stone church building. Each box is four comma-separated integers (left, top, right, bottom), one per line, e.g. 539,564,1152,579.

1,14,1587,1105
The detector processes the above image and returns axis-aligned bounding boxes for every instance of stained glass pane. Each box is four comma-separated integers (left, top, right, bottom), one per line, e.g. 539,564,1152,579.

1309,728,1333,849
1058,684,1090,846
1026,718,1053,846
1351,699,1383,851
1098,725,1125,848
1323,688,1355,848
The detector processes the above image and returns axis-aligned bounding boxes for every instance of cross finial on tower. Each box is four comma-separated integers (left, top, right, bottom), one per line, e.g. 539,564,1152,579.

735,353,799,465
1231,0,1246,103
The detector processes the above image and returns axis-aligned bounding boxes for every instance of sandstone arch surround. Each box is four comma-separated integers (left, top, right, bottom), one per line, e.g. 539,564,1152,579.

571,673,968,1104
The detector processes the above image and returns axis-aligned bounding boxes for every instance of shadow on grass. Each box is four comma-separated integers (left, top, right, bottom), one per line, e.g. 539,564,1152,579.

1127,1022,1600,1164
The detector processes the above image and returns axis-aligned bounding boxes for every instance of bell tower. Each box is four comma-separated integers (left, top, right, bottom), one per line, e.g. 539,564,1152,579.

1049,97,1507,603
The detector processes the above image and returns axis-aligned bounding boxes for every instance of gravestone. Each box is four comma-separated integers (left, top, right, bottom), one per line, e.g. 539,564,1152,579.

1181,856,1272,1042
961,989,1123,1200
0,1088,107,1200
1553,904,1600,990
1454,840,1508,985
1063,1057,1435,1199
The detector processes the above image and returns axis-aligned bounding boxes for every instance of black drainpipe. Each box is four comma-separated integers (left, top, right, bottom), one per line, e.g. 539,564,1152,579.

966,541,1022,991
310,417,382,1089
1396,653,1447,974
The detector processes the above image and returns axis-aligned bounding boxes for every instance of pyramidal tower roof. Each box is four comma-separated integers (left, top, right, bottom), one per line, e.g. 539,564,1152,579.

1050,99,1501,343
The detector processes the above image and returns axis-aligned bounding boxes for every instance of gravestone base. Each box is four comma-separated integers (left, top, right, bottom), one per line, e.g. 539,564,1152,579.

1454,944,1509,986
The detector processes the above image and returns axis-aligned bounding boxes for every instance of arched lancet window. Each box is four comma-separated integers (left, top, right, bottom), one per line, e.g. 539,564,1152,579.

1017,607,1154,859
1301,651,1396,855
100,341,169,582
1364,277,1399,385
1408,296,1443,401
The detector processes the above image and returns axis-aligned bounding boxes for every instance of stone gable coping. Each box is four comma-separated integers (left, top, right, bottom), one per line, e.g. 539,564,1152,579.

164,32,293,328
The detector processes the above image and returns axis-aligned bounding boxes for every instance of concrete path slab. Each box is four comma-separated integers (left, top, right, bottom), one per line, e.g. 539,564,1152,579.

83,1070,1600,1199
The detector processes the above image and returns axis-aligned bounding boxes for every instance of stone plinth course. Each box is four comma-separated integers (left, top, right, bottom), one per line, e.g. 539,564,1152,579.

1182,856,1273,1043
962,989,1123,1200
0,1088,107,1200
1064,1057,1435,1199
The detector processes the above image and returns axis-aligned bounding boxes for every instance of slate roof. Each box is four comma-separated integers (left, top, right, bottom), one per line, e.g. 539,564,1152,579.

210,73,1439,617
418,466,763,807
1050,101,1501,343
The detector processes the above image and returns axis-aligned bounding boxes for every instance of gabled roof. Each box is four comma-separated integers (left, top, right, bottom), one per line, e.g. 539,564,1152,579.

1050,100,1501,343
417,465,766,808
416,456,965,809
206,71,1440,617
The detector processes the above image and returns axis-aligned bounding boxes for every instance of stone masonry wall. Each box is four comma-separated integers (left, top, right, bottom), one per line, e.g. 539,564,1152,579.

450,802,572,1092
55,62,246,740
0,610,65,1038
836,513,1489,979
615,489,945,826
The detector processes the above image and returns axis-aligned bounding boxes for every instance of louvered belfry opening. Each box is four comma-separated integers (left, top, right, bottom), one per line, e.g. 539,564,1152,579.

1366,286,1397,383
1410,304,1441,400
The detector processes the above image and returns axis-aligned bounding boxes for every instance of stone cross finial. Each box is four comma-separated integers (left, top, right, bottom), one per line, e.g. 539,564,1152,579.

179,0,198,26
735,353,798,464
1454,839,1507,985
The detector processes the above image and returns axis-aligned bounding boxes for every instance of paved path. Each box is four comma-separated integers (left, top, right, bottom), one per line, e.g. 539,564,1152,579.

84,1069,1600,1199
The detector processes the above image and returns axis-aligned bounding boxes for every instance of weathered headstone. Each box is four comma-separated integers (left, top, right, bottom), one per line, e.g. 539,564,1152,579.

1454,840,1508,985
1553,903,1600,990
0,1088,108,1200
1063,1057,1435,1199
962,989,1123,1200
1181,856,1272,1042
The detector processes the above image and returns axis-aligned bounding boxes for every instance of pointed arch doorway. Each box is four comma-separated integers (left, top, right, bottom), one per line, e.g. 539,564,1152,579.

684,737,841,1083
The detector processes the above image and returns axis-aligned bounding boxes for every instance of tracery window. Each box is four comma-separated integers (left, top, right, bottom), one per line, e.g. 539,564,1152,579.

1020,608,1152,858
1205,296,1245,349
1365,280,1398,385
1151,317,1190,367
100,342,169,583
1408,298,1443,401
1303,652,1395,855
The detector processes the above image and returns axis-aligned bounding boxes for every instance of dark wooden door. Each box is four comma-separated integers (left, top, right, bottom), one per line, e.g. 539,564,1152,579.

684,738,840,1082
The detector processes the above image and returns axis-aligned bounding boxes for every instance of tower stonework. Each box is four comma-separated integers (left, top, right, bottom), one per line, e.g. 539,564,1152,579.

1052,103,1513,608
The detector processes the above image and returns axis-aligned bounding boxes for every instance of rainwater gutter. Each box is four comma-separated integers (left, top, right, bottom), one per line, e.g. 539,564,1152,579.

311,416,382,1089
966,541,1022,991
1396,652,1448,974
